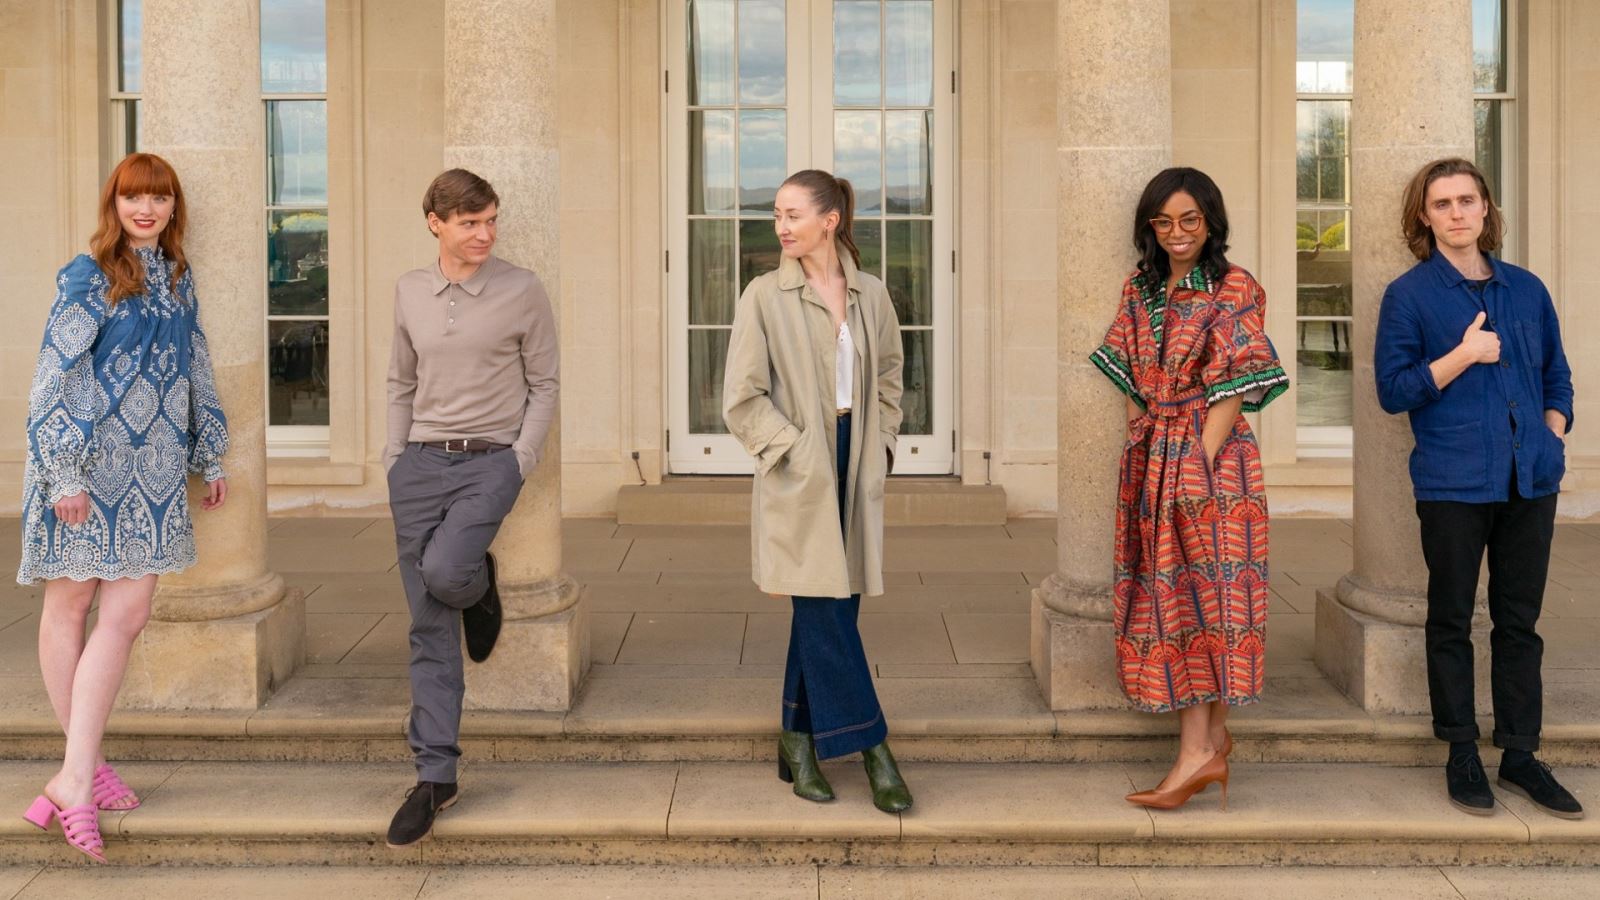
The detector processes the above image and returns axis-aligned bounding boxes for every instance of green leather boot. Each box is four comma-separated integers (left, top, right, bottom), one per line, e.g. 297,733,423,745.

862,741,913,813
777,730,835,802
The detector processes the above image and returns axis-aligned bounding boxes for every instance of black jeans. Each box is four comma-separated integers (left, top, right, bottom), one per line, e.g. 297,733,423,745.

1416,492,1557,751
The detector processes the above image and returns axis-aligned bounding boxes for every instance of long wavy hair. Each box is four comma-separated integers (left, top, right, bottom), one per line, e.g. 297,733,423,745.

90,153,189,304
1132,167,1231,287
780,169,862,269
1401,157,1503,262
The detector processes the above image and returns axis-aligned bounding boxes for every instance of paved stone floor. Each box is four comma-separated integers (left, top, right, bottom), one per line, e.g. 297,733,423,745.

4,516,1600,732
0,863,1597,898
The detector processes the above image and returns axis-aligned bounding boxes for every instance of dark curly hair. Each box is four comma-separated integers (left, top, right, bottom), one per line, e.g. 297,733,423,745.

1132,167,1231,287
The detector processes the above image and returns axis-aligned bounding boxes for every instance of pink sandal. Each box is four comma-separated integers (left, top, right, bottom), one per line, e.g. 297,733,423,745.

93,763,140,811
23,795,107,863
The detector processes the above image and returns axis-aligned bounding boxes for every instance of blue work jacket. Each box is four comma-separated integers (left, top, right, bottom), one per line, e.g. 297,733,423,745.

1374,250,1573,503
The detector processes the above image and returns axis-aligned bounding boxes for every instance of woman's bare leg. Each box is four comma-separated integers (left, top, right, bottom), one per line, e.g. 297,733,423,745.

1208,700,1230,751
1155,703,1219,791
44,575,156,808
38,577,99,748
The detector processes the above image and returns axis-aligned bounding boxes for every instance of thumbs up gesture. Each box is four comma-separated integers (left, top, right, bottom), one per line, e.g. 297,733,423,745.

1461,311,1500,364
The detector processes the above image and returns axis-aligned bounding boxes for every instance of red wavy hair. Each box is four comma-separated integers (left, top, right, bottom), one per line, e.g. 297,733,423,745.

90,153,190,304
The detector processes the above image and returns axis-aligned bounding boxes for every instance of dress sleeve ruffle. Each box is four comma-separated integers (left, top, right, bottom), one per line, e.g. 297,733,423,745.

1204,276,1289,412
27,258,108,503
182,274,230,482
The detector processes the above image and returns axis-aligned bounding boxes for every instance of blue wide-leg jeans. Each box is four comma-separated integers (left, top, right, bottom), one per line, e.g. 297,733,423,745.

780,412,889,760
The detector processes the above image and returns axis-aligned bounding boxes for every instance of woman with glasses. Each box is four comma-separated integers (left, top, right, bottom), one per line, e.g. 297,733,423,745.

1090,168,1288,810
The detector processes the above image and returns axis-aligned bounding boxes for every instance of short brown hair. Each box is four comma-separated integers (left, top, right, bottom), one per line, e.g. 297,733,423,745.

422,168,499,225
1401,157,1503,261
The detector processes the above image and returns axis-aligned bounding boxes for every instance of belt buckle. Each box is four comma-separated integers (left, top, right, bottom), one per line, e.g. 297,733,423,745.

444,438,468,453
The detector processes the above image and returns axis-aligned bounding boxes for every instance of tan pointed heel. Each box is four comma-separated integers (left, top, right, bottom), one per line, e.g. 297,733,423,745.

1126,753,1230,811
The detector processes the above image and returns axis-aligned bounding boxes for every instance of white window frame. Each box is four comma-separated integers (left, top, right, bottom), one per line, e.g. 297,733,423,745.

663,0,957,475
107,0,140,163
1475,0,1518,264
1291,88,1353,457
261,18,330,450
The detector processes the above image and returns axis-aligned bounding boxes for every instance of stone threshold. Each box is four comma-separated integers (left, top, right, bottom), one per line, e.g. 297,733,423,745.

1,760,1597,868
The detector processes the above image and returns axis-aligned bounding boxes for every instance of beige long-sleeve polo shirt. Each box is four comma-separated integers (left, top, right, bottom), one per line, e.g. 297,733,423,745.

385,255,559,477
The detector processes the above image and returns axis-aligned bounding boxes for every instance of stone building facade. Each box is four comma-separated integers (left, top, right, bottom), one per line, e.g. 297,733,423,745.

0,0,1595,711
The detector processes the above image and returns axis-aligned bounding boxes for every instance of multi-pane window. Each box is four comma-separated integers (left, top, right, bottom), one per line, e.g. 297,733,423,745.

262,0,330,433
111,0,142,157
1473,0,1511,240
833,0,936,436
1293,0,1511,448
668,1,952,474
684,0,788,437
1294,0,1354,438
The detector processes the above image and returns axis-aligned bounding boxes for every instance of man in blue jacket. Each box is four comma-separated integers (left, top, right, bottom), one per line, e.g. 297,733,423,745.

1375,157,1579,820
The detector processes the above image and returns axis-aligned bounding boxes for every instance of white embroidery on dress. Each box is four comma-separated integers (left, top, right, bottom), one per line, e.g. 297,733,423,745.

17,247,228,584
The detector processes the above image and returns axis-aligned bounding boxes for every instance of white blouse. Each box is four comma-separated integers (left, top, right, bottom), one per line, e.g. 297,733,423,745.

836,319,855,412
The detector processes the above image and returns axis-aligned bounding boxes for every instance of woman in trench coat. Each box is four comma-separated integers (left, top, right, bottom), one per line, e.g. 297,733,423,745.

722,169,911,814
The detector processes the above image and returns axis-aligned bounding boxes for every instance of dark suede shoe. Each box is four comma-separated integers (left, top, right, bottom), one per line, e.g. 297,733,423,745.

1446,752,1495,816
463,552,503,663
385,781,458,848
1499,757,1585,820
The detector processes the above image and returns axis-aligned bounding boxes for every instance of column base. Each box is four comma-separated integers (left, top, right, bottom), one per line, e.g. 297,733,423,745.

120,589,306,711
1030,591,1129,711
1313,588,1490,717
465,588,590,711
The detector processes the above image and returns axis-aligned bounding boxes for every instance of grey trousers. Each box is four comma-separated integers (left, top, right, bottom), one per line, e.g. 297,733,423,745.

387,443,524,782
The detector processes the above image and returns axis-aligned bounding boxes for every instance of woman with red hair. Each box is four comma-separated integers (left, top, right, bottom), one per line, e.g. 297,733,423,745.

17,153,230,862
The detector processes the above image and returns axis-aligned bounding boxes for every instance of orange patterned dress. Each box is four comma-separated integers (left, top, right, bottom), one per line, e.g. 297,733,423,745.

1090,263,1289,713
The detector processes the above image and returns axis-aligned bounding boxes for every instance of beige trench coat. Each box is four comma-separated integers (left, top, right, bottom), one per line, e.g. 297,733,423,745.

722,248,904,598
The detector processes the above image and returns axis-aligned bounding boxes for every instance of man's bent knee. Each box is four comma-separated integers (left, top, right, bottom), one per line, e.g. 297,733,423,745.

420,558,484,609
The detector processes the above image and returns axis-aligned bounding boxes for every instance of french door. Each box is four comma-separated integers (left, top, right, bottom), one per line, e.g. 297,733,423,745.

665,0,955,475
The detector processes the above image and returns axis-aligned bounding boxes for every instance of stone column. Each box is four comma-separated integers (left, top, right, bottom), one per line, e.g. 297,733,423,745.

1313,0,1482,714
122,0,304,709
446,0,588,710
1031,0,1171,709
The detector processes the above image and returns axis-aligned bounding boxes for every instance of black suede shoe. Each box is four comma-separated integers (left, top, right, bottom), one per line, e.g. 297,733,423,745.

1498,756,1585,820
1446,752,1495,816
385,781,458,848
463,552,503,663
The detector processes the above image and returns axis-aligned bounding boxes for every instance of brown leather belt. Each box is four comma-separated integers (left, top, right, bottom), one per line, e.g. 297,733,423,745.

836,408,852,418
416,439,509,453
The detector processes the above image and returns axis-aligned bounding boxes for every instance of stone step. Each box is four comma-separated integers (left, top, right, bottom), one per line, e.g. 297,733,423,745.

5,671,1600,766
616,478,1008,525
2,864,1599,898
1,759,1597,869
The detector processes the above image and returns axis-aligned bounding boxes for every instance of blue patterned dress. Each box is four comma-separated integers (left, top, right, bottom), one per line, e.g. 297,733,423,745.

17,246,229,584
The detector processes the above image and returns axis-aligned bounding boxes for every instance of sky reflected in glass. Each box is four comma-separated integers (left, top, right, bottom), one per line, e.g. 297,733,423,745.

120,0,142,92
262,0,327,93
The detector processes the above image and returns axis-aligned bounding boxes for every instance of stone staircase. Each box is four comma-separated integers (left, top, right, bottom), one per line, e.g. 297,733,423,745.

4,516,1600,876
3,755,1600,869
4,672,1600,870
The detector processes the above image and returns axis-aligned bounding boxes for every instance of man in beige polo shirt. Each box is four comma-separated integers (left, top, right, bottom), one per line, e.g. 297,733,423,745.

383,168,558,848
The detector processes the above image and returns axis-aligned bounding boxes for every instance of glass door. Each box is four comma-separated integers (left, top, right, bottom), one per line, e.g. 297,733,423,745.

667,0,954,475
811,0,951,473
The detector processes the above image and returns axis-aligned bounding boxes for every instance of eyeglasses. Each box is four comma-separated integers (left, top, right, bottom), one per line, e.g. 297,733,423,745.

1149,213,1205,235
